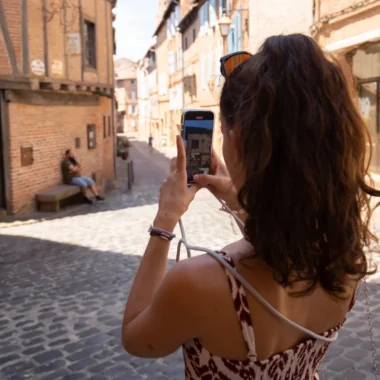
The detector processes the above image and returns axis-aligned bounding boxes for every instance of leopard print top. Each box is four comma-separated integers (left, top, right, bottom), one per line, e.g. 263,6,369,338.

182,251,351,380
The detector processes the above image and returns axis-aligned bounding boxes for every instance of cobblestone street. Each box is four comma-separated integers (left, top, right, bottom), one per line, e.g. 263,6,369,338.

0,139,379,380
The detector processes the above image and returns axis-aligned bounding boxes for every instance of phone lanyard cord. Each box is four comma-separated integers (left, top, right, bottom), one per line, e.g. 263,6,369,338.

175,189,337,344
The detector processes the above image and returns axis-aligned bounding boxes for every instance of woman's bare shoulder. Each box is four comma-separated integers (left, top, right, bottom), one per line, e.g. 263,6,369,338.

169,239,249,293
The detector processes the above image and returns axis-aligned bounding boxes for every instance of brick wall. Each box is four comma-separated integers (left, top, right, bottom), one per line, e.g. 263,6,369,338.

0,28,12,75
0,0,21,75
27,0,44,72
2,0,22,72
8,96,114,214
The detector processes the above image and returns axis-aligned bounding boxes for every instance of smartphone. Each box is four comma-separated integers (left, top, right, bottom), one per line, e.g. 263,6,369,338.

181,110,214,184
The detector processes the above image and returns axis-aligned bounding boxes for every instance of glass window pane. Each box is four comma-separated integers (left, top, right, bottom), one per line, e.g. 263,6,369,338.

353,43,380,80
359,82,379,172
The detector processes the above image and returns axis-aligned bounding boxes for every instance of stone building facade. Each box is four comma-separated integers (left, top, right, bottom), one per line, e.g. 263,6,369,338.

313,0,380,181
137,46,157,145
0,0,116,215
114,58,138,133
249,0,314,52
151,0,249,155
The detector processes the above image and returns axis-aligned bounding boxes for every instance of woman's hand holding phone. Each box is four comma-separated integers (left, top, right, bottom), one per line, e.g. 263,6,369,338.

154,136,199,231
193,150,239,210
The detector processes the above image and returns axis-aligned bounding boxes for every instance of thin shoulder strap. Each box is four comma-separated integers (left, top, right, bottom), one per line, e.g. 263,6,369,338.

216,251,256,357
206,249,338,343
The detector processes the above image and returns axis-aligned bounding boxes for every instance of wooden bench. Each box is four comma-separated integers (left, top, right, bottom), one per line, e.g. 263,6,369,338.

35,185,82,212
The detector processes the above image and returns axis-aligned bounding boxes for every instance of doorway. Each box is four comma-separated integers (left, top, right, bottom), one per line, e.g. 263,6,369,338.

0,91,7,210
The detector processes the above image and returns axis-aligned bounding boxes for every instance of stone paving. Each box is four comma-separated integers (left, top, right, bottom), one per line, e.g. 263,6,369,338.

0,138,378,380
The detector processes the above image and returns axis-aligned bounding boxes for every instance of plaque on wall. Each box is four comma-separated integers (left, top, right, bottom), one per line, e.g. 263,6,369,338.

66,33,81,55
31,60,45,76
20,146,34,166
51,60,64,76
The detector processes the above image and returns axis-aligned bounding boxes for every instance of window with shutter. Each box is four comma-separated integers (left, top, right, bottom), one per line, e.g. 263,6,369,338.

237,5,243,50
209,0,216,27
200,3,205,36
215,43,223,74
233,15,239,52
226,0,231,14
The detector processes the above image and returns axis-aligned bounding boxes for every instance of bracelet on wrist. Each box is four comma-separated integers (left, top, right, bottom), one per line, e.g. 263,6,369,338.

148,225,176,241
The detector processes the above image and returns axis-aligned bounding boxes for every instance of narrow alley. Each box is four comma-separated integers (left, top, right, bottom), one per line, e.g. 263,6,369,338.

0,140,378,380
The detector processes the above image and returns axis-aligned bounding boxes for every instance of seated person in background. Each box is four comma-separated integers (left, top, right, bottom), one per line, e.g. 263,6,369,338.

61,149,104,204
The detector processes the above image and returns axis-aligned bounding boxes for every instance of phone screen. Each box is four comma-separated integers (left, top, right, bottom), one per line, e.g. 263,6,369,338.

182,110,214,183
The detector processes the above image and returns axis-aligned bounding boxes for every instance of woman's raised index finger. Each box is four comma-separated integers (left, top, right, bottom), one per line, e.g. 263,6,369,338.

176,135,186,171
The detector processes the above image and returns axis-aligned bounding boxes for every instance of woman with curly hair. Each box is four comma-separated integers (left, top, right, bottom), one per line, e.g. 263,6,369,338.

121,34,379,379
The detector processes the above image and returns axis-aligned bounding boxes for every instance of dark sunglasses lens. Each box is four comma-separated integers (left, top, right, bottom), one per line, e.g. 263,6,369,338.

224,53,251,77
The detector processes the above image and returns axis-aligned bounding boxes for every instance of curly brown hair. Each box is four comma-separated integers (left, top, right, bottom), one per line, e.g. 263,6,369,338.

220,34,380,297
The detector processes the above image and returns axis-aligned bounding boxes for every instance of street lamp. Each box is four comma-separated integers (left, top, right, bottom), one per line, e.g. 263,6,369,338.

218,11,231,55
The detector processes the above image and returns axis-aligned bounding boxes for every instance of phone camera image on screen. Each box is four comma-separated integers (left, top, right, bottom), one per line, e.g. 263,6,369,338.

182,111,214,183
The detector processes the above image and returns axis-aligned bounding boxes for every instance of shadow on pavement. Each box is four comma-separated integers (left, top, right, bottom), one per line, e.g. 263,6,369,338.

0,234,182,380
0,234,379,379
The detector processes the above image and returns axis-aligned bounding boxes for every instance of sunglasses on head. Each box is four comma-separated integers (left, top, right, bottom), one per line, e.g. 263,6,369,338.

220,51,252,78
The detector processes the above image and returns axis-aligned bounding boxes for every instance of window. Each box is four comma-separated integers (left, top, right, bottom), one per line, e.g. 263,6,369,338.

108,116,111,136
209,0,216,27
177,48,183,71
175,5,181,26
228,21,237,53
192,140,199,149
103,116,107,139
352,43,380,172
168,51,176,74
130,79,135,85
219,0,231,16
130,91,136,100
237,5,243,51
84,20,96,68
200,1,210,36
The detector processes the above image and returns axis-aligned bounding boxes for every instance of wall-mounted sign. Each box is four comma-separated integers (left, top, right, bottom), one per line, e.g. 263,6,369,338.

66,33,81,55
31,60,45,76
51,60,64,76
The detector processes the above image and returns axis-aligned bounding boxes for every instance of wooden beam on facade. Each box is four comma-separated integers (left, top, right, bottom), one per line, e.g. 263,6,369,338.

30,78,40,90
21,0,29,75
40,81,61,91
61,83,77,92
0,91,13,214
0,0,19,74
0,76,32,90
4,90,100,106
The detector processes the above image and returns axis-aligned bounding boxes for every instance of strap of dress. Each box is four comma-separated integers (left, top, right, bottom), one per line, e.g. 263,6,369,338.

206,249,337,344
216,251,257,358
